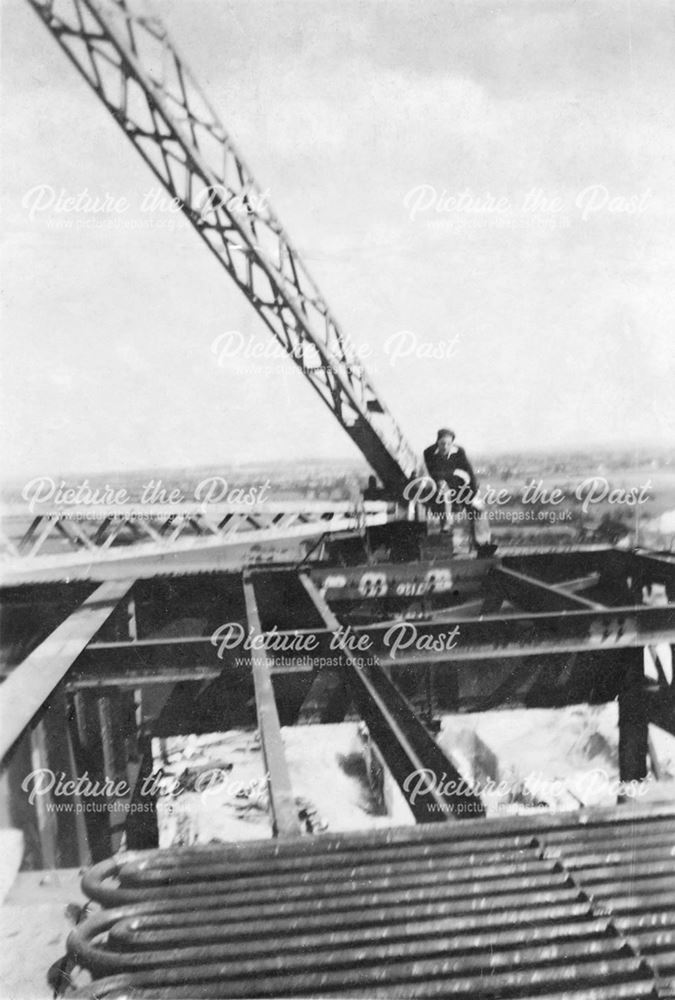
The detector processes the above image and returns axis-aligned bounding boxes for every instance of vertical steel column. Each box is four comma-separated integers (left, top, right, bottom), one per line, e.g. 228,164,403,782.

28,718,58,869
24,692,91,868
68,692,114,862
618,648,648,788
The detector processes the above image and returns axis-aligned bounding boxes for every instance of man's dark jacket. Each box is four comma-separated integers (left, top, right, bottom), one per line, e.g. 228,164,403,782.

423,442,478,503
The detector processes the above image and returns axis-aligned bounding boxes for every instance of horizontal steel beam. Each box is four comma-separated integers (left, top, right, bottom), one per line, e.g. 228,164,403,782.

308,558,492,602
362,605,674,665
62,661,313,690
68,603,675,673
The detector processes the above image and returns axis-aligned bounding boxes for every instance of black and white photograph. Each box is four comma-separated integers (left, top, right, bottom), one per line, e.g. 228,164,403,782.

1,0,674,997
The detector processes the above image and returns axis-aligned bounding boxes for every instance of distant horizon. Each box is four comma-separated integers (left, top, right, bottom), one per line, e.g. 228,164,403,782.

2,440,672,490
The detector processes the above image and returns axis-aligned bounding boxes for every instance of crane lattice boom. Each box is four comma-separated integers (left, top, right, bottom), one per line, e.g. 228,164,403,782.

27,0,422,495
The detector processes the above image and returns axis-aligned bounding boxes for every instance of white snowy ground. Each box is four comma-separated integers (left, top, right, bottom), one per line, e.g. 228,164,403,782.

154,707,675,846
437,704,675,817
153,723,413,847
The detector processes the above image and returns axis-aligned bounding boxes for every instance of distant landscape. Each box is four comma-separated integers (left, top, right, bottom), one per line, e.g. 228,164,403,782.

2,445,674,551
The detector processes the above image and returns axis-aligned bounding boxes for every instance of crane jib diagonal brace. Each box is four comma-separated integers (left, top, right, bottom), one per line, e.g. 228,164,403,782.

26,0,421,495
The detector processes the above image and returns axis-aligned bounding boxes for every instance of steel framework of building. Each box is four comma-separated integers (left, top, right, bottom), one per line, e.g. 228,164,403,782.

2,1,675,996
2,545,674,858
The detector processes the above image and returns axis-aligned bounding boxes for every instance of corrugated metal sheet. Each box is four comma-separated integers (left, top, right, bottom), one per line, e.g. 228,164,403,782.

68,803,675,998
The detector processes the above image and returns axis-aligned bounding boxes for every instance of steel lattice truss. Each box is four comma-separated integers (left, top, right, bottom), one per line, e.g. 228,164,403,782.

25,0,421,495
0,501,399,583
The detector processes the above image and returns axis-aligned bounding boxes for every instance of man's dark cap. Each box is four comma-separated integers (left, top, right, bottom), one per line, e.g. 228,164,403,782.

437,428,455,440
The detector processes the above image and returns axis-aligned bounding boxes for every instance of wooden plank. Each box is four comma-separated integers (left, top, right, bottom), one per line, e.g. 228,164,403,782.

0,579,133,761
242,574,300,838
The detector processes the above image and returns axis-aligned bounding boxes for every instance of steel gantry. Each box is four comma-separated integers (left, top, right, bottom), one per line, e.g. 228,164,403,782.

1,546,674,867
3,4,675,994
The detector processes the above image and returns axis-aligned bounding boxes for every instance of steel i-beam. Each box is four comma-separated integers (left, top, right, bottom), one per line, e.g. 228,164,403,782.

299,573,484,822
242,573,301,837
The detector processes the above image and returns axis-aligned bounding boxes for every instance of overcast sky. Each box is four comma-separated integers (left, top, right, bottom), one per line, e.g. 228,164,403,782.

2,0,674,478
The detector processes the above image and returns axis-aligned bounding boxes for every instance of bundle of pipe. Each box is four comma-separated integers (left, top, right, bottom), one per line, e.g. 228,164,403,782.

67,803,675,998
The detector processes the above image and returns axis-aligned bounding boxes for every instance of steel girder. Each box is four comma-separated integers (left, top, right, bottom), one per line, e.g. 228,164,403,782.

242,573,301,837
0,579,134,760
62,603,674,675
2,551,674,837
300,573,484,822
